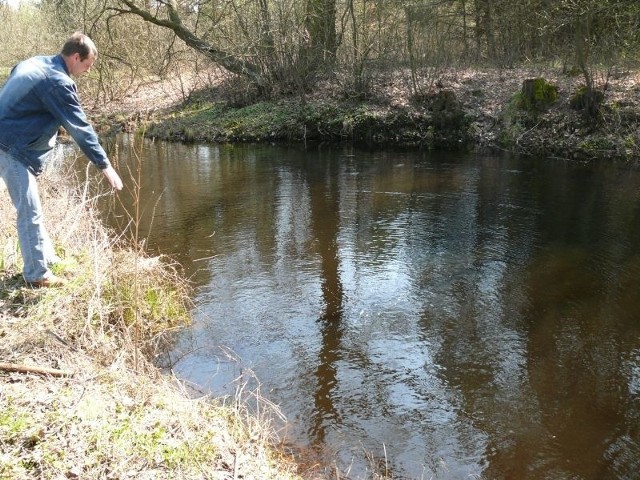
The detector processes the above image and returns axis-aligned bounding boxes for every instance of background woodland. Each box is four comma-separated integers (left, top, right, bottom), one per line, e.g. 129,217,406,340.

2,0,639,105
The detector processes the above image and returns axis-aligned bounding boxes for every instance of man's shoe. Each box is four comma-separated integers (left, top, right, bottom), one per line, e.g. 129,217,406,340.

26,275,68,288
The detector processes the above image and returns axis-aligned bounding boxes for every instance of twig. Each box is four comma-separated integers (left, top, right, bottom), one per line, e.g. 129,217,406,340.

0,362,74,377
46,329,78,352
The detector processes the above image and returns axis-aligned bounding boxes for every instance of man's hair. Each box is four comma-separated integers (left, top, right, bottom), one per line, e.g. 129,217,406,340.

61,32,98,61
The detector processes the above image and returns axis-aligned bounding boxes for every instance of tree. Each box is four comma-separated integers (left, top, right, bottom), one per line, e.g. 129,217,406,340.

302,0,338,66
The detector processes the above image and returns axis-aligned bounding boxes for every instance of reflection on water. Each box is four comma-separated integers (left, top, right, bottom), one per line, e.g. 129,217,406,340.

98,135,640,479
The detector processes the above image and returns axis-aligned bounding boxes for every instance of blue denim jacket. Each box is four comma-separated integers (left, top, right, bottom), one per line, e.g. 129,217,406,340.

0,54,110,175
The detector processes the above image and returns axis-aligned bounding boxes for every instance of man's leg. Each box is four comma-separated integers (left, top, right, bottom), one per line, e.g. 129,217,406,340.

42,228,61,267
0,150,52,282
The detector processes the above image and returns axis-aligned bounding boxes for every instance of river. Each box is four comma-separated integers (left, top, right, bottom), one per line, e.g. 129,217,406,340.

92,134,640,479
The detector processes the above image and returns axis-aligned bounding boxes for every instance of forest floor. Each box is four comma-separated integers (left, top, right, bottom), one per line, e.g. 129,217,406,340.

91,65,640,162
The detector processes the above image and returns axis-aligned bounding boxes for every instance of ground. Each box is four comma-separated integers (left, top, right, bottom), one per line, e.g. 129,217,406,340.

88,66,640,162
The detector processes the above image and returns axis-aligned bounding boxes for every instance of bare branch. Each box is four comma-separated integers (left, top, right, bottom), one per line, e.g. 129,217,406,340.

113,0,265,86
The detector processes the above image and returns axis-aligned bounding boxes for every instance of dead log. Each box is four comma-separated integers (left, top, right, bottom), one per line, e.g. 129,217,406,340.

0,362,74,377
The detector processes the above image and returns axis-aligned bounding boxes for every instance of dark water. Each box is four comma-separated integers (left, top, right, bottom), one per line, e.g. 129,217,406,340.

97,134,640,479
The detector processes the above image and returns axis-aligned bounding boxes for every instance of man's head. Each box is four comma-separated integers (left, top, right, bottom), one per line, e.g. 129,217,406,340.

61,32,98,76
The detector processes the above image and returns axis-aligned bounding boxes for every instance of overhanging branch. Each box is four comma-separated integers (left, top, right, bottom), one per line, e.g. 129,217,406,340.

113,0,265,86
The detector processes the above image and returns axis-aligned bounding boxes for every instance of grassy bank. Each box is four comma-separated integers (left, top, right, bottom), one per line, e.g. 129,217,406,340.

0,159,304,479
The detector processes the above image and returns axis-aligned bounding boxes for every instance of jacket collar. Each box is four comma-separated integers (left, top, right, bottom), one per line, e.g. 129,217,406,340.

53,53,70,76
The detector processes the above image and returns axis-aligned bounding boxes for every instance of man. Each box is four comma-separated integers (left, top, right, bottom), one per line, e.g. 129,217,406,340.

0,32,122,287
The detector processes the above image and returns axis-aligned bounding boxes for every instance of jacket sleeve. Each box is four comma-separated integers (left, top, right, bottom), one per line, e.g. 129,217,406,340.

39,78,111,170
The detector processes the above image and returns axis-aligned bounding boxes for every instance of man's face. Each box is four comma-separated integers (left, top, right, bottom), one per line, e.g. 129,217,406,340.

69,53,96,76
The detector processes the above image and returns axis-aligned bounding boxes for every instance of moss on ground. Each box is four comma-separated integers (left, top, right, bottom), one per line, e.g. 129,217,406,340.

144,98,470,151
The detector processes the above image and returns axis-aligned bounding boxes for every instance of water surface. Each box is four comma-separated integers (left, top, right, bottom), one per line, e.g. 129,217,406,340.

96,135,640,479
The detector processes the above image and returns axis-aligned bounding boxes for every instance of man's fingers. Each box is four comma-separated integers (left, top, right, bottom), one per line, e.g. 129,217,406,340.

103,166,123,190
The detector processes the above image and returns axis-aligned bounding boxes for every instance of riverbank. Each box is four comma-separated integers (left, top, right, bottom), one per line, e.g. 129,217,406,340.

0,168,306,479
93,66,640,162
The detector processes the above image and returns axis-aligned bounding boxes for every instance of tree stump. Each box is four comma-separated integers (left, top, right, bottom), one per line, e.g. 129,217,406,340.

570,85,605,118
431,90,465,129
519,78,558,112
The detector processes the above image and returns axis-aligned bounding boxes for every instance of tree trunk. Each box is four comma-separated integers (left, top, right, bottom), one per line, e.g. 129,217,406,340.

474,0,496,60
460,0,469,58
302,0,338,69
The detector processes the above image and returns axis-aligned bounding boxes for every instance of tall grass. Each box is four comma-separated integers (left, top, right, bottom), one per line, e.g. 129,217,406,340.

0,152,188,368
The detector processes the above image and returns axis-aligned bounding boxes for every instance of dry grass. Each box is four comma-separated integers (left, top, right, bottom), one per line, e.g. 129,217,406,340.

0,156,303,479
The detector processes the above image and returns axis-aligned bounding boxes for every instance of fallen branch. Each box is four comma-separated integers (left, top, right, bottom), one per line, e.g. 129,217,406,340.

0,362,74,377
